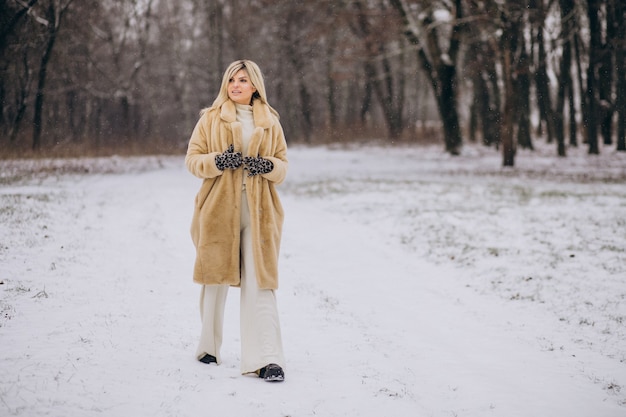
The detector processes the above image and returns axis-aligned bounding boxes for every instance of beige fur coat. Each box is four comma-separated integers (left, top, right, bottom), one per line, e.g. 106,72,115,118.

185,99,288,289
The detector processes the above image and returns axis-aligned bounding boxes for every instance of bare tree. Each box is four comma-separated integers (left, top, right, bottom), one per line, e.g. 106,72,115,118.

585,0,601,154
532,0,556,145
2,0,623,161
350,0,405,140
466,0,529,165
554,0,577,157
389,0,464,155
598,0,615,146
616,0,626,151
32,0,74,150
1,2,48,148
0,0,39,50
465,34,502,147
498,2,522,166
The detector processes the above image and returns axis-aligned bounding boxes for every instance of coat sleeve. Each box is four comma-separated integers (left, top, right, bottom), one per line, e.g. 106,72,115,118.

261,123,288,185
185,113,224,179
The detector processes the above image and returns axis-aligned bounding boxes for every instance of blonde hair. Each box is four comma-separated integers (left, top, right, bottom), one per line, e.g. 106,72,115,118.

202,60,279,117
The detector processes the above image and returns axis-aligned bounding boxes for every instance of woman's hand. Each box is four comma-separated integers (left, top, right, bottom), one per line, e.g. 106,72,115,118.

215,144,243,170
243,155,274,176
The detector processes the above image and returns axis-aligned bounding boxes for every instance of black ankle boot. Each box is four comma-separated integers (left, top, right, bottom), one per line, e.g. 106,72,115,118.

258,364,284,382
198,354,217,364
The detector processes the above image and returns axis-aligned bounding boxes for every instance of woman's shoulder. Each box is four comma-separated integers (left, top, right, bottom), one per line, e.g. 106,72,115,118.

199,106,219,118
252,100,281,129
197,106,222,126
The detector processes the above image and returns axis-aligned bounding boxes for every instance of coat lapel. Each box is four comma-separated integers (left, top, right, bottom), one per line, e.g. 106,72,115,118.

252,99,273,129
220,100,237,123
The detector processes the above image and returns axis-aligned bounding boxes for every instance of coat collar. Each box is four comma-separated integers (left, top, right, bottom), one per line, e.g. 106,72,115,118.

220,99,274,129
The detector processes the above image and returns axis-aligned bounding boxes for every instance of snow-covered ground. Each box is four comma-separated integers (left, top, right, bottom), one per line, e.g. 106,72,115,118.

1,143,625,416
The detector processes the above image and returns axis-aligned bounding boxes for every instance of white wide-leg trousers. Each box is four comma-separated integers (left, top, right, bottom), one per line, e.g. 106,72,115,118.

195,191,285,374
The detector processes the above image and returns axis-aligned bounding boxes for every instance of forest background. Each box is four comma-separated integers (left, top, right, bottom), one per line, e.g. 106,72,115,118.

1,0,625,166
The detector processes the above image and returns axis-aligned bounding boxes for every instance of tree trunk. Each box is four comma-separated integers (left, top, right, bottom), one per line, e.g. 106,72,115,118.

485,44,502,147
501,24,516,166
437,64,462,154
586,0,600,154
616,0,626,151
325,31,338,129
8,92,28,143
360,75,373,125
389,0,463,155
598,0,615,146
573,32,587,142
534,0,555,144
32,3,59,151
6,49,31,142
371,51,405,140
516,43,533,150
555,0,575,157
0,0,39,50
472,63,501,147
353,0,405,140
0,0,40,139
568,77,578,146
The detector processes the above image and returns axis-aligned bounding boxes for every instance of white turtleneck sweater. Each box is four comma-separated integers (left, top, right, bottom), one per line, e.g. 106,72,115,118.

236,103,255,187
236,103,255,155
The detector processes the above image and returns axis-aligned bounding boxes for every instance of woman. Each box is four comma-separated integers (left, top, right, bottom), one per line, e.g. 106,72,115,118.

185,60,288,382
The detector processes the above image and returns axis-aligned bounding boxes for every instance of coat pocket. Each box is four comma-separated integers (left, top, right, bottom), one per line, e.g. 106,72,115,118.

195,178,217,209
190,178,217,247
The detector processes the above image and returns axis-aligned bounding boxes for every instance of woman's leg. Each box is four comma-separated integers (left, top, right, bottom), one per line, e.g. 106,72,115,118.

239,192,286,374
195,284,229,363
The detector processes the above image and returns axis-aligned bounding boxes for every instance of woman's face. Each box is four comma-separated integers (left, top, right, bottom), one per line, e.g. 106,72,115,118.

228,69,257,105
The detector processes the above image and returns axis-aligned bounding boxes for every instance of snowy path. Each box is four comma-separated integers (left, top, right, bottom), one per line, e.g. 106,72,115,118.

1,149,625,416
279,198,621,417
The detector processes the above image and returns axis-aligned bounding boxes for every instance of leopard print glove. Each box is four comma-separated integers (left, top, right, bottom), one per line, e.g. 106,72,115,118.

243,155,274,177
215,144,243,170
